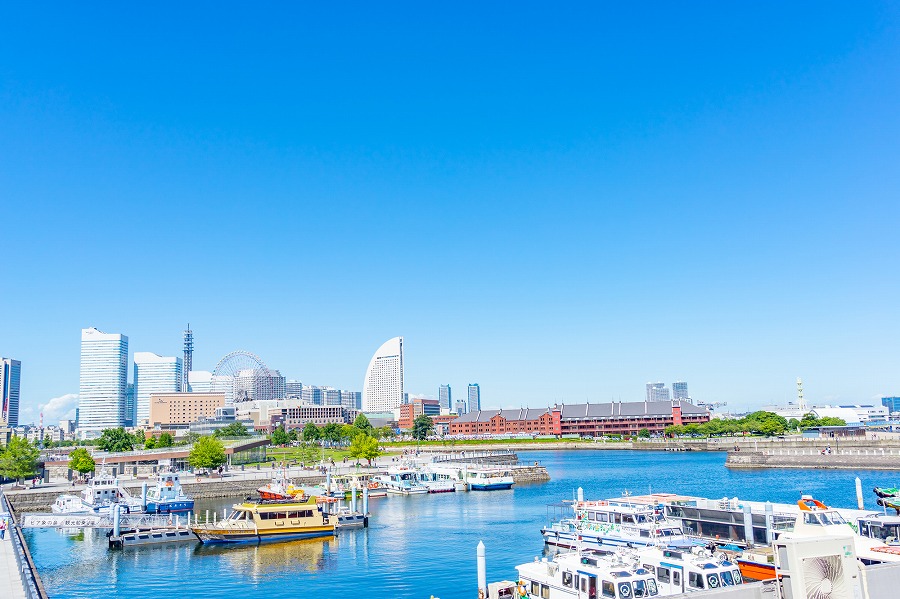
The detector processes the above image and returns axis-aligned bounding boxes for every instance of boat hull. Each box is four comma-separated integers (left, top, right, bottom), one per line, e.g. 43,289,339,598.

145,500,194,514
470,483,514,491
192,526,334,544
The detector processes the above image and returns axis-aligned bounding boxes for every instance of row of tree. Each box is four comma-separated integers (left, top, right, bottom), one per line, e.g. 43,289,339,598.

664,411,847,438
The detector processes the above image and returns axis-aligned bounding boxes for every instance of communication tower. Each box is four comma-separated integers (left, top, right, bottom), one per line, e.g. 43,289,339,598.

797,377,805,413
183,324,193,392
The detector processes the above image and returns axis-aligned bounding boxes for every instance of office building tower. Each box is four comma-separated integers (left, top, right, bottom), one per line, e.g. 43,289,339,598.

188,370,213,393
439,384,452,411
645,382,669,402
341,390,362,410
234,368,285,402
323,387,342,406
455,399,467,415
134,352,183,426
0,358,21,427
286,380,303,398
301,386,324,406
79,327,128,434
467,383,481,413
672,381,689,400
125,383,135,427
882,397,900,415
362,336,404,412
182,325,193,392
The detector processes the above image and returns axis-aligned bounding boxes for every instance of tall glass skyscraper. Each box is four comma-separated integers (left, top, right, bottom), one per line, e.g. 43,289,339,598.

467,383,481,413
1,358,21,427
79,327,128,435
362,337,404,412
439,384,451,411
134,352,183,426
672,381,689,400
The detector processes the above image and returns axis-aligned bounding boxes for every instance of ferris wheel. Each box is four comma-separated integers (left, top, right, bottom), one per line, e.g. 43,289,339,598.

212,350,269,378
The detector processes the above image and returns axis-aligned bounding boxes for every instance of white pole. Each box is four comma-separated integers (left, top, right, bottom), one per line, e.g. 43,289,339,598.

363,484,369,515
206,509,210,523
742,504,754,546
477,541,487,597
856,477,864,510
113,504,121,538
577,487,584,503
351,486,357,513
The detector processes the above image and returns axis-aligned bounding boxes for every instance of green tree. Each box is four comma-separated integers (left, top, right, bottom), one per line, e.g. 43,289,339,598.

321,422,343,446
182,432,201,446
817,417,847,427
302,422,321,442
214,422,250,438
663,425,683,437
411,415,434,441
288,428,299,442
375,426,394,440
637,428,651,439
157,432,175,448
271,425,290,446
0,435,40,483
341,424,363,445
97,427,137,452
188,436,226,471
348,434,382,465
297,441,320,465
144,435,157,449
68,447,95,476
353,413,374,434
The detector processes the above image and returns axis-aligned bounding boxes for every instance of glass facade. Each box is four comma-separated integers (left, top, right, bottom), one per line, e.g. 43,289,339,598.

1,358,21,427
134,352,183,426
79,327,128,434
362,337,404,412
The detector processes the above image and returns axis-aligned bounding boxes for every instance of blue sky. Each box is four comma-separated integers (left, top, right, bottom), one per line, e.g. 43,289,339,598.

2,3,899,424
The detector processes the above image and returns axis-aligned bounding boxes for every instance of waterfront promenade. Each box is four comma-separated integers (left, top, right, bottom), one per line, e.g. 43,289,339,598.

1,529,27,599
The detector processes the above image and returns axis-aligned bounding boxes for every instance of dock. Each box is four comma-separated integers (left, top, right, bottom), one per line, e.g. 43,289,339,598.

1,493,48,599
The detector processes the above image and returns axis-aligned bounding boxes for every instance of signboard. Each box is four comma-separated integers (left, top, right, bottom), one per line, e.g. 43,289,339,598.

21,514,104,528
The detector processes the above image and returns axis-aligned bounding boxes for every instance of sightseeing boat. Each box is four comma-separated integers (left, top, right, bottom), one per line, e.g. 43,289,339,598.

145,471,194,513
374,468,429,495
257,473,305,501
191,496,335,544
515,549,660,598
466,467,514,491
632,544,745,593
53,470,141,514
542,498,691,551
416,467,458,493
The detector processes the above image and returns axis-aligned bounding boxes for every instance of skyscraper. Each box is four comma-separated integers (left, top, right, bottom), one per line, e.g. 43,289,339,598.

439,384,452,411
362,337,404,412
0,358,21,427
79,327,128,435
672,381,689,400
134,352,183,425
646,382,669,402
125,383,135,427
467,383,481,413
455,399,467,415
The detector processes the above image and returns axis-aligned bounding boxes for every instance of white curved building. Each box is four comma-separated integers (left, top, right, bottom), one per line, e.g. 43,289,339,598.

362,337,404,412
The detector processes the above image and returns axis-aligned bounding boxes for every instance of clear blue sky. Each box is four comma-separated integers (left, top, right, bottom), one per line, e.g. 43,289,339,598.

2,3,899,424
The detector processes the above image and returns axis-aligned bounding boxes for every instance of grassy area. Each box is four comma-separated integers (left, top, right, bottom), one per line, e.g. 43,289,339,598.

243,446,353,467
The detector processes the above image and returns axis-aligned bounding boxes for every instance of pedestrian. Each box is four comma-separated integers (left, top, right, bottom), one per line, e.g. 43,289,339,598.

0,519,6,540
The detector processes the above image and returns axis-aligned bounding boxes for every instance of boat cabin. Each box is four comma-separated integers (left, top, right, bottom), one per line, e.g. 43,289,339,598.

857,515,900,545
516,551,659,599
636,547,744,594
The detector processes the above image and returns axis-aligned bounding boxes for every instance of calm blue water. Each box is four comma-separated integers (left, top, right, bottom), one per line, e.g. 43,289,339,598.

24,450,900,599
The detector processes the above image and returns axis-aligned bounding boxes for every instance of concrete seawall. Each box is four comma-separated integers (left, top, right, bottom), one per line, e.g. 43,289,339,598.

726,450,900,470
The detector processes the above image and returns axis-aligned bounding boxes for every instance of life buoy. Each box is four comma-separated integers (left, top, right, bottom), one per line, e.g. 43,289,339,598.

166,481,174,487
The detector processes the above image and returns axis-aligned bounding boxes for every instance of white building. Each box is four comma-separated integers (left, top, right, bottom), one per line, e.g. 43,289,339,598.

133,352,183,426
78,327,128,436
811,407,863,426
838,405,889,423
234,368,285,402
362,337,404,412
439,384,451,411
467,383,480,413
188,370,213,393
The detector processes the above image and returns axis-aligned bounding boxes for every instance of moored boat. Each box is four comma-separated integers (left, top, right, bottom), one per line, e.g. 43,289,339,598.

191,496,335,544
467,467,514,491
516,549,660,598
145,472,194,513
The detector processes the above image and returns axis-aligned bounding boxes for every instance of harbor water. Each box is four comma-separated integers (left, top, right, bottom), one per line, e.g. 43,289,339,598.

24,450,900,599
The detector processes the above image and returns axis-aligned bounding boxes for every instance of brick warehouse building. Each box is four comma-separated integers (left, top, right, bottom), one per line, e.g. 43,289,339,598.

448,400,709,437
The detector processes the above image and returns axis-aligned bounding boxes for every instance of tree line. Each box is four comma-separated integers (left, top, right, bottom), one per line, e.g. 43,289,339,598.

663,411,847,438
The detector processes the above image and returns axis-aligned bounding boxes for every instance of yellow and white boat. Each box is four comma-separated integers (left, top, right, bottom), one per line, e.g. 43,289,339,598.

191,496,335,544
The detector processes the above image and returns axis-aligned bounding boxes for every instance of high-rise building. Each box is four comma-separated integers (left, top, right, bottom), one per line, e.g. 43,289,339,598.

882,397,900,414
439,384,452,411
125,383,135,427
233,368,285,402
455,399,468,415
672,381,689,400
323,388,342,406
134,352,183,426
362,337,404,412
286,380,303,398
646,382,669,402
467,383,481,413
78,327,128,435
188,370,213,393
341,390,362,410
301,386,324,406
0,358,21,427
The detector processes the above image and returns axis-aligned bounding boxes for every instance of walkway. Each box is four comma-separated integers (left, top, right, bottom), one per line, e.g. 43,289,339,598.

0,527,27,599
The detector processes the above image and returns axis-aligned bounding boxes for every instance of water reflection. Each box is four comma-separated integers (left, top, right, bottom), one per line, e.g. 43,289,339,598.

192,536,337,578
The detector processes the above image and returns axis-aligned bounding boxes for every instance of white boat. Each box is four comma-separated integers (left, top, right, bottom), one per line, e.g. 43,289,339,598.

51,494,98,515
467,467,514,491
374,468,429,495
516,550,660,598
543,498,692,551
52,471,141,515
416,467,458,493
631,544,745,593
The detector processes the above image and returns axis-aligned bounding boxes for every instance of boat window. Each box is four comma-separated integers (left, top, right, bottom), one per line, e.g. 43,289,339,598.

562,571,573,587
639,530,650,537
635,515,646,523
804,513,822,525
706,574,720,588
672,571,680,586
632,579,648,598
601,580,615,598
642,564,655,574
614,514,622,524
531,581,539,595
623,515,635,524
541,583,550,599
580,577,587,592
588,512,596,520
598,512,608,522
688,572,704,588
657,567,670,583
732,570,742,584
721,570,734,586
647,579,658,596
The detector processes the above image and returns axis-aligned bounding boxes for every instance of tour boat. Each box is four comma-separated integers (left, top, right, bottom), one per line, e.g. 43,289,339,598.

516,549,660,598
144,472,194,513
52,471,141,514
466,467,514,491
874,487,900,499
257,474,305,501
632,544,745,594
542,498,691,551
51,494,100,515
374,468,429,495
191,496,335,544
416,467,458,493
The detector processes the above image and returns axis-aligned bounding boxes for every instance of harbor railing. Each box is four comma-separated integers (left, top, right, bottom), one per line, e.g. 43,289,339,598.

3,493,49,599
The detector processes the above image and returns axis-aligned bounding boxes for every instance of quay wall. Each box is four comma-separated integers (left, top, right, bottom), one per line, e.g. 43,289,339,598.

726,450,900,470
511,465,551,483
